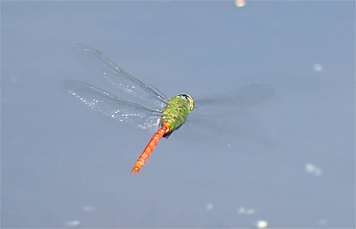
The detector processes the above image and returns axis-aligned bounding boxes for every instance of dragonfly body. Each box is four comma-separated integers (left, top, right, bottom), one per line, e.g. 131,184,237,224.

132,94,194,174
66,44,274,174
162,94,194,138
131,123,169,174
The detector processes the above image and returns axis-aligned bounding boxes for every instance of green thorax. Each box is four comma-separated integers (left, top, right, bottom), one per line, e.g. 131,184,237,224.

162,94,194,138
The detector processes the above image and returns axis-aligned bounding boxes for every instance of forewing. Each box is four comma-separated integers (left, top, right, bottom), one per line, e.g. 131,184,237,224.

193,84,274,116
73,44,168,109
65,80,162,133
173,84,274,140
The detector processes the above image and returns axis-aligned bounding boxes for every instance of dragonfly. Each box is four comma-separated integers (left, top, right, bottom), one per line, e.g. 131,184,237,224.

65,44,274,174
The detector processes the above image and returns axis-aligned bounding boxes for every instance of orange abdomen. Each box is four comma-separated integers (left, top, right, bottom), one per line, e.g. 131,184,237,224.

131,124,170,174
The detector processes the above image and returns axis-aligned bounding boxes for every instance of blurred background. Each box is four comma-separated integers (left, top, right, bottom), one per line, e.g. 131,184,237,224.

2,1,354,228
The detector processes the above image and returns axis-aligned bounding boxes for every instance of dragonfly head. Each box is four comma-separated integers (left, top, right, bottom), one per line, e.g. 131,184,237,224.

176,93,195,111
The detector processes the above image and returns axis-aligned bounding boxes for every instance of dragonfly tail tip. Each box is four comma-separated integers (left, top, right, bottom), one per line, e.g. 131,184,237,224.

131,167,140,175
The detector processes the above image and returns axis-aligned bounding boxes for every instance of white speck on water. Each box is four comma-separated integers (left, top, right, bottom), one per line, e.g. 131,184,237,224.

238,206,245,214
305,163,322,176
256,220,268,228
246,209,255,215
318,219,328,225
313,63,324,71
235,0,246,7
82,205,96,212
205,202,214,211
65,220,81,227
238,206,255,215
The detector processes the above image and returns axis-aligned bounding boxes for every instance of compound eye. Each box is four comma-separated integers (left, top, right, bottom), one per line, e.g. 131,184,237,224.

180,94,188,99
176,93,194,111
181,94,194,111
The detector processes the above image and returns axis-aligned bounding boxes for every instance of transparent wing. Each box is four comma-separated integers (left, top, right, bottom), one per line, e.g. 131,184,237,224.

73,44,169,109
64,80,162,133
192,84,274,116
172,84,274,140
172,115,224,141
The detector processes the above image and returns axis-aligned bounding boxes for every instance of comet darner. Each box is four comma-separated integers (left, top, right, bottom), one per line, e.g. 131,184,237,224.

65,44,274,174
